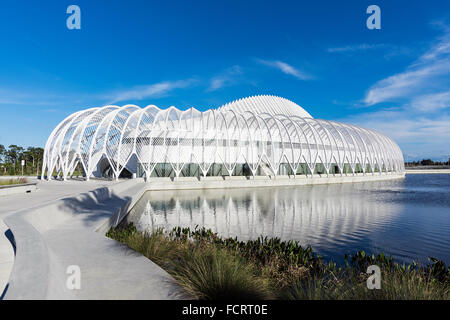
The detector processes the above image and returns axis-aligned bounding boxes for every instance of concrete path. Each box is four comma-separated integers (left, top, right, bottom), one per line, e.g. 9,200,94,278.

405,169,450,174
0,179,115,297
0,179,184,300
0,179,111,219
0,220,14,299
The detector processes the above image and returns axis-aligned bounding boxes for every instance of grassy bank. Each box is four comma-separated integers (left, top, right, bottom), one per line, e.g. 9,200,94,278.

0,178,28,186
107,225,449,300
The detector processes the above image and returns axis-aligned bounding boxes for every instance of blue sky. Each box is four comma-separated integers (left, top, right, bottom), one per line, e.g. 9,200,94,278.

0,0,449,160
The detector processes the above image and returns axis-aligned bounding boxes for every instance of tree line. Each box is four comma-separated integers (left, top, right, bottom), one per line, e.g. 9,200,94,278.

405,159,450,167
0,144,44,176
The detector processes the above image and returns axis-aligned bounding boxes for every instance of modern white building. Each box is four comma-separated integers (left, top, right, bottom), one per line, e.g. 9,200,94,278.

42,95,405,181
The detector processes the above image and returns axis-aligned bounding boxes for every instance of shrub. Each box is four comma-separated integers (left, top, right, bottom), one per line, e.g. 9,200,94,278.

107,225,449,300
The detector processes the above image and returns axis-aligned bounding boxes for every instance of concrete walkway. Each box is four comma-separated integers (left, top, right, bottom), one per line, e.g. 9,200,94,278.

0,179,107,297
0,179,113,297
0,179,184,300
405,169,450,174
0,220,14,299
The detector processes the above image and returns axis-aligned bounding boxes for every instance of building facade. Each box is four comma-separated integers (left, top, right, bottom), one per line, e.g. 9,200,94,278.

42,95,405,181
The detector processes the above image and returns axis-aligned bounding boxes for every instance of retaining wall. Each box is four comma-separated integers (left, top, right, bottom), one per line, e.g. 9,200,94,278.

145,172,406,191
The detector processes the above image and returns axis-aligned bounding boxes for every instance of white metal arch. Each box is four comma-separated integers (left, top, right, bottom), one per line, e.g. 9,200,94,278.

42,95,404,181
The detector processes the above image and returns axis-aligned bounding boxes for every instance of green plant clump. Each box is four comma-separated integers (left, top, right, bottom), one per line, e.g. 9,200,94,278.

107,224,449,300
0,178,28,186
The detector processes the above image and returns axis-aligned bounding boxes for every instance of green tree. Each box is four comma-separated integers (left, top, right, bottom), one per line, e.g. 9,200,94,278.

420,159,434,166
24,146,44,175
25,147,36,166
6,145,25,175
0,144,5,163
35,147,44,174
0,145,44,176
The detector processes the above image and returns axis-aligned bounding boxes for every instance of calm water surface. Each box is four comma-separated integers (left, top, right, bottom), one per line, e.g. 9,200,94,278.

125,174,450,265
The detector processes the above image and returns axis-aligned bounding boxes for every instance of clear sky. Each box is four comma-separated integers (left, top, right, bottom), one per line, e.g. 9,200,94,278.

0,0,449,160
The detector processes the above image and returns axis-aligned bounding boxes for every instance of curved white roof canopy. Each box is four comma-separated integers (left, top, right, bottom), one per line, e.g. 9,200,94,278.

218,95,313,118
42,95,404,180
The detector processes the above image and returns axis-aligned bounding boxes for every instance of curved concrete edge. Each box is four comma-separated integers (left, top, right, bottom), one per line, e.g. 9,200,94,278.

95,183,148,235
2,215,76,299
2,186,116,299
145,172,406,191
2,179,185,300
0,220,15,299
0,183,37,196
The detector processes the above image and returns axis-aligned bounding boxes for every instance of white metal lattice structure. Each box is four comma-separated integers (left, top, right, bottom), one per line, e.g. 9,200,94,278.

42,95,404,180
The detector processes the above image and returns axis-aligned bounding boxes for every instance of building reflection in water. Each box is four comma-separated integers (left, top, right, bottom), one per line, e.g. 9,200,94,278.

125,181,404,258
